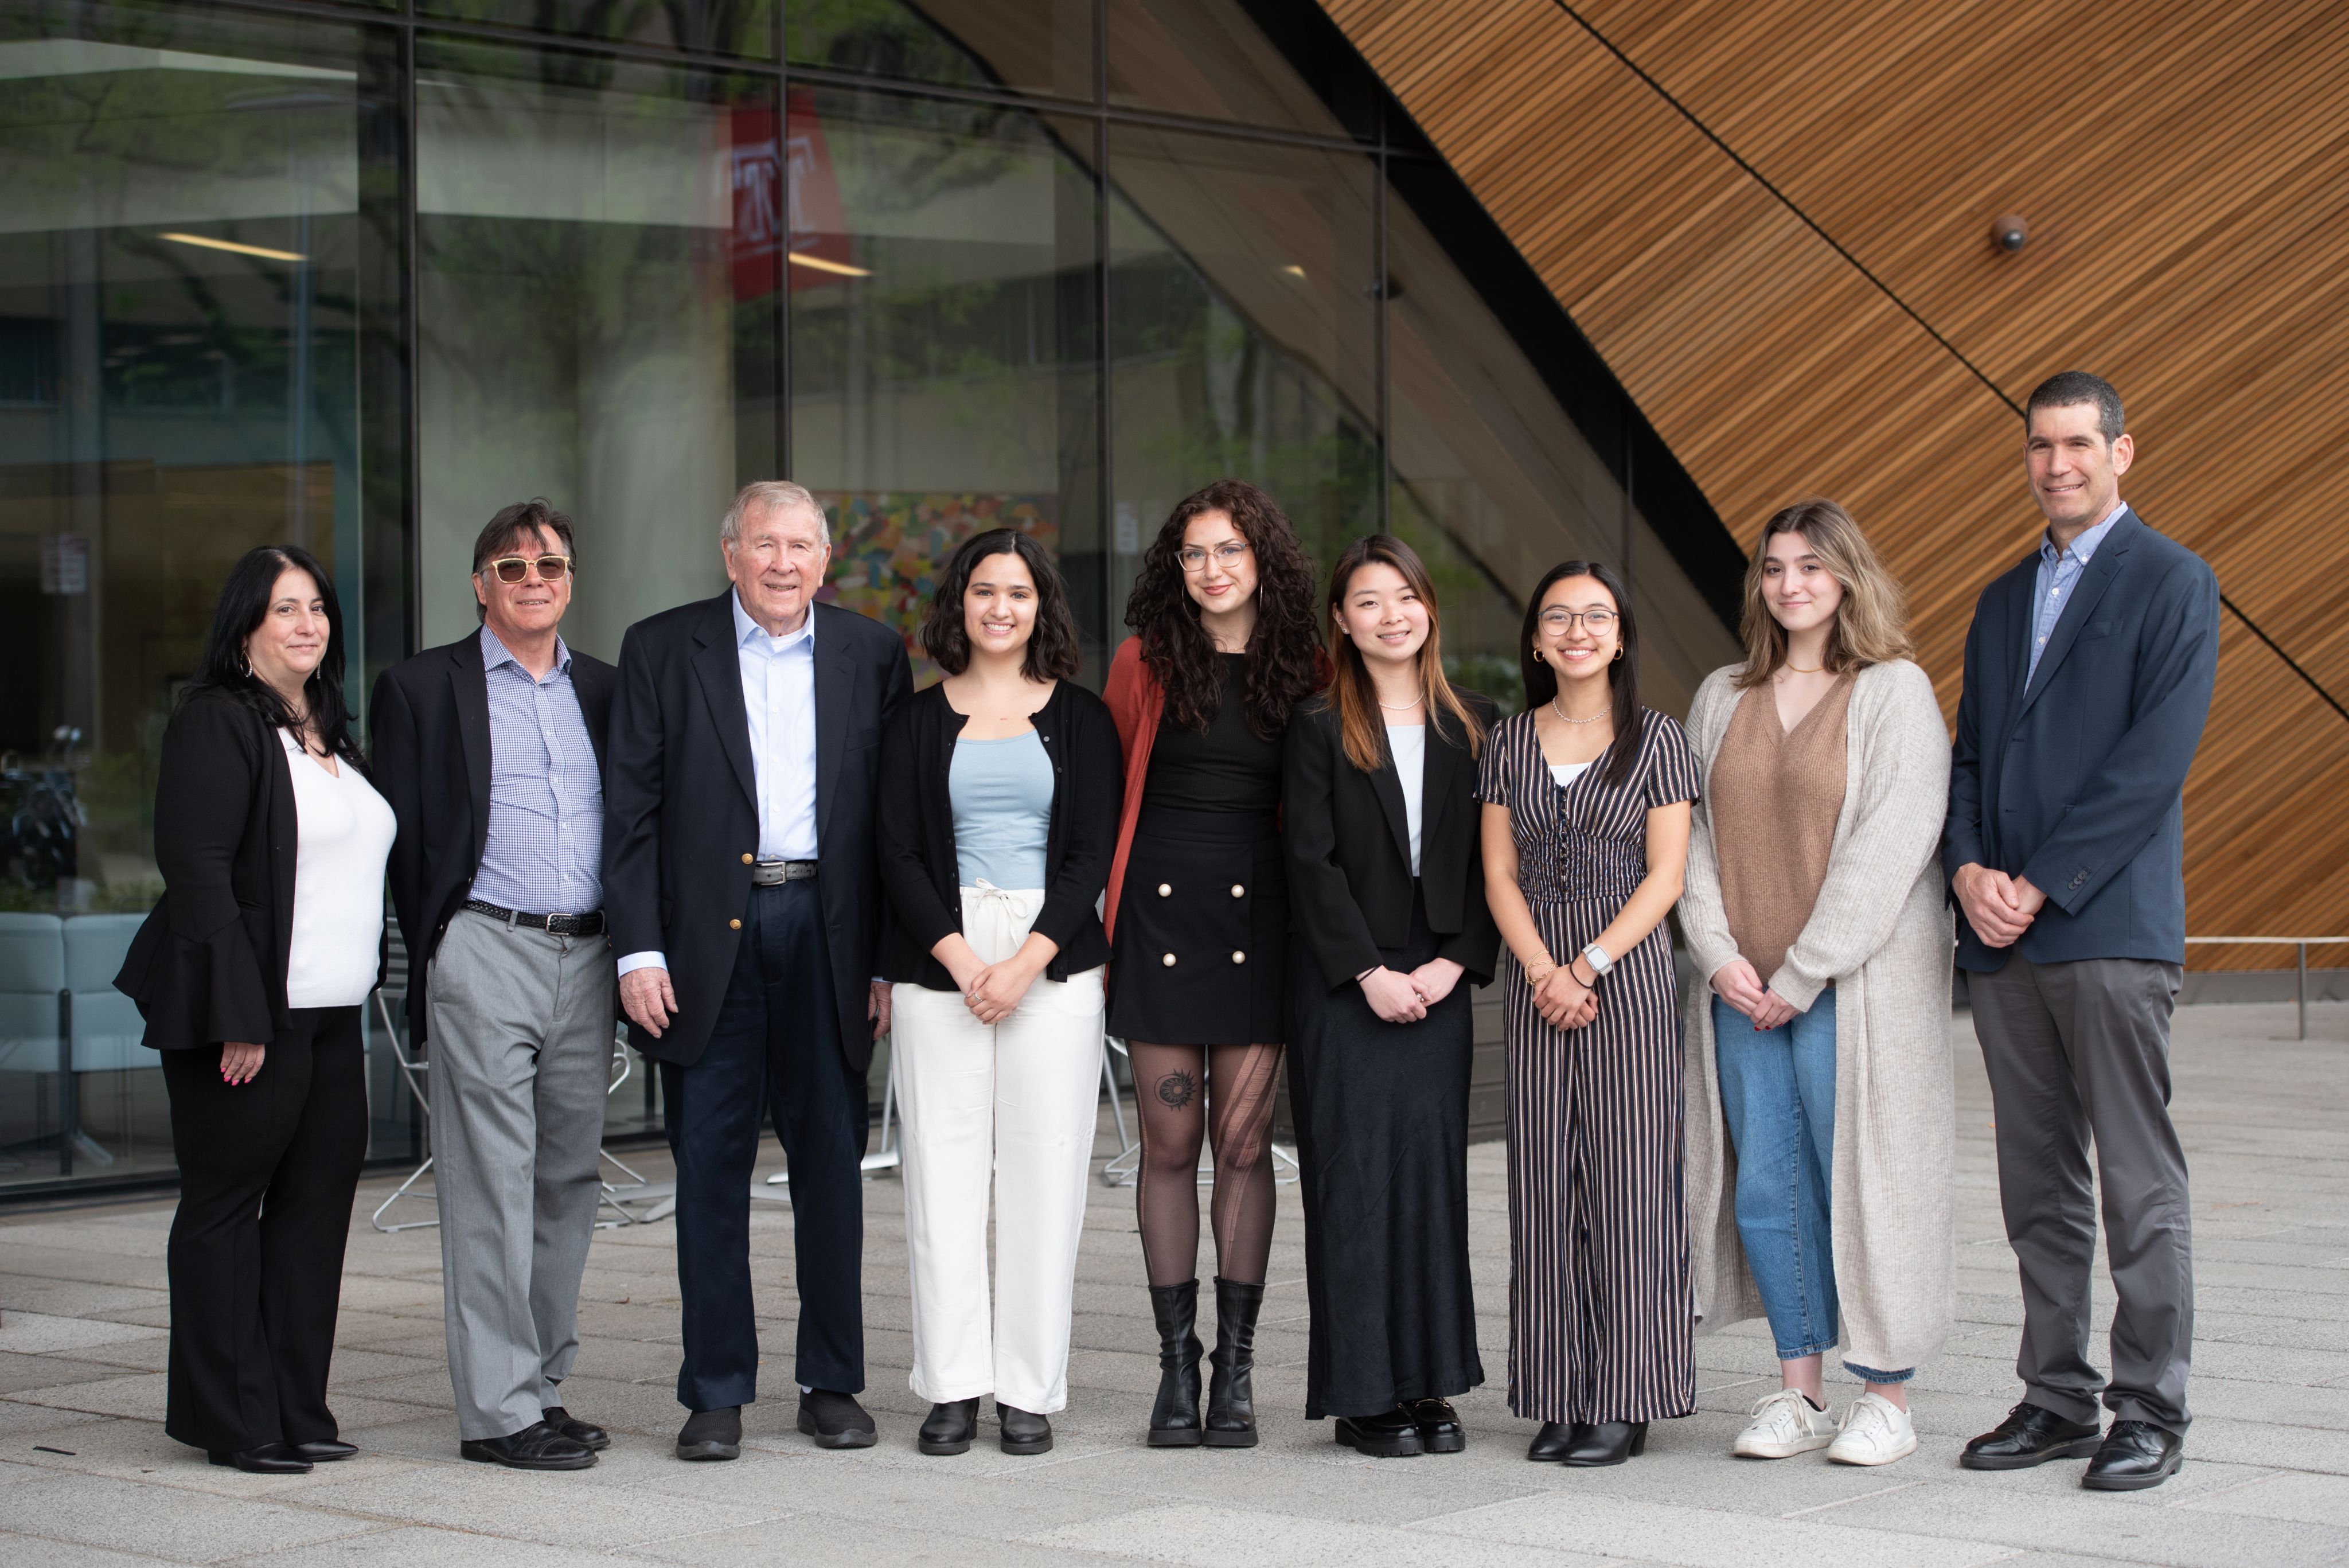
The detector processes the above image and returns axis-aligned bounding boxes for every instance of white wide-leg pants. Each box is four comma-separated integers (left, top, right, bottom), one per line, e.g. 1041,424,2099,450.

891,883,1103,1413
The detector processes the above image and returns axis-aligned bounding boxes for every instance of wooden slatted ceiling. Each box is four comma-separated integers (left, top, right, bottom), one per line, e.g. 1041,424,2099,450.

1321,0,2349,968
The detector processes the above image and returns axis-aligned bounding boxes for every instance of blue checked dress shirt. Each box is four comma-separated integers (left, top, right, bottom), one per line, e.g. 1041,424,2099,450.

470,625,604,915
2026,501,2126,684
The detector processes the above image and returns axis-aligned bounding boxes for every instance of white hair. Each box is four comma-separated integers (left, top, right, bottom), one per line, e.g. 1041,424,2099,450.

720,479,826,546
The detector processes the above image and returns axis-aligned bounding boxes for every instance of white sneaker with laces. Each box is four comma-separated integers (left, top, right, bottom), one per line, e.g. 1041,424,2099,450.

1733,1386,1839,1458
1826,1392,1917,1466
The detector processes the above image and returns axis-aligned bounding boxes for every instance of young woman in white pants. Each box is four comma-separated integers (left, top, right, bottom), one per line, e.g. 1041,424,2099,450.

876,529,1122,1456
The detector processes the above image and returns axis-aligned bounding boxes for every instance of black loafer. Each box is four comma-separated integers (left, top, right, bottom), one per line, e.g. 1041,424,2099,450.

208,1443,311,1474
543,1406,610,1451
2082,1419,2183,1491
676,1406,743,1462
798,1388,878,1450
1527,1421,1581,1462
919,1398,978,1456
291,1439,357,1463
1960,1401,2102,1471
461,1421,596,1471
1410,1397,1465,1454
1559,1420,1646,1466
998,1402,1053,1456
1335,1407,1422,1457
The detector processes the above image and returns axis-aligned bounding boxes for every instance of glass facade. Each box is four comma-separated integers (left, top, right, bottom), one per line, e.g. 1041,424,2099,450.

0,0,1736,1199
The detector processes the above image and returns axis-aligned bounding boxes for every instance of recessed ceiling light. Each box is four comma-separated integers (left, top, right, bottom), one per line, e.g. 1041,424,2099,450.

159,232,306,262
1281,264,1306,279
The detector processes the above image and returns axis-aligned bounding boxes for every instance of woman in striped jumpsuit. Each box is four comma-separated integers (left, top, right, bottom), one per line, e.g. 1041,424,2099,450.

1477,559,1700,1467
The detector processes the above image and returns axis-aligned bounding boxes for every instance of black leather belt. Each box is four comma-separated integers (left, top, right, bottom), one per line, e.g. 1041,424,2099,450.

750,859,820,886
464,900,606,936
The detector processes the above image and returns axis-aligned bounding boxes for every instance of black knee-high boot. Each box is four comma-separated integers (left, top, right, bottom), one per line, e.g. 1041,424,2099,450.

1148,1280,1204,1447
1204,1276,1263,1448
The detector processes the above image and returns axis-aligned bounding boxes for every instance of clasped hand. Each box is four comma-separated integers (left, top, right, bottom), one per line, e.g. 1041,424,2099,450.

1529,965,1597,1031
1954,863,2046,949
1359,958,1464,1024
1710,957,1796,1030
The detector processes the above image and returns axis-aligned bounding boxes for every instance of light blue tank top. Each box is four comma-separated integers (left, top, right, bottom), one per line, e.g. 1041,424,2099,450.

950,730,1053,890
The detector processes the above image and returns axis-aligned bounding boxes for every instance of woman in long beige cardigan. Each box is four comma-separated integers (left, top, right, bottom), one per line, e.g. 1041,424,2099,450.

1680,499,1954,1468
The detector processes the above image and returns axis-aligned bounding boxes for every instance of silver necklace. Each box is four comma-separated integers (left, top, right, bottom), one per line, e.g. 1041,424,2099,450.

1377,695,1423,711
1550,695,1606,726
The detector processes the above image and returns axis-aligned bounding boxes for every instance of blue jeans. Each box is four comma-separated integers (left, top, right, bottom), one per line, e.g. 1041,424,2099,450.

1713,991,1913,1384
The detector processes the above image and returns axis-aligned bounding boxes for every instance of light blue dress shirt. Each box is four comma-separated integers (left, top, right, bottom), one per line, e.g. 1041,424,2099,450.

616,590,821,980
2027,501,2126,684
471,625,603,915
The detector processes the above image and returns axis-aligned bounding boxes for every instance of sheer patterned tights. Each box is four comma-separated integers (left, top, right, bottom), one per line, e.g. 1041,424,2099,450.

1129,1041,1283,1288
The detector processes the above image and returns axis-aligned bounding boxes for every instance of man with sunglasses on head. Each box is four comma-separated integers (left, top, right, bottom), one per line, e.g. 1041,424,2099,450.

372,499,619,1471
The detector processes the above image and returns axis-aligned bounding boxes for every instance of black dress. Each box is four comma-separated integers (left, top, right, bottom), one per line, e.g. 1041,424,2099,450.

1282,697,1495,1419
1106,654,1289,1046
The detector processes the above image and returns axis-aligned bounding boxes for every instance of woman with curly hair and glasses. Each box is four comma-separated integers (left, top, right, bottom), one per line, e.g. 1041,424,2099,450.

1104,478,1325,1449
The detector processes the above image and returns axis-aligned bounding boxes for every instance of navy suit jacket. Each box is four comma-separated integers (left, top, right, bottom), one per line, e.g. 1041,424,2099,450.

1942,509,2219,973
603,592,912,1070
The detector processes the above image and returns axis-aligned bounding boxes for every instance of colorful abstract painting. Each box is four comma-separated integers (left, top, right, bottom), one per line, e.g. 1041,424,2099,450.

813,492,1059,687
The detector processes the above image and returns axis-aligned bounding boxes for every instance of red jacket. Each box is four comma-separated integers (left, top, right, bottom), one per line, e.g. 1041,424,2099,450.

1101,636,1163,945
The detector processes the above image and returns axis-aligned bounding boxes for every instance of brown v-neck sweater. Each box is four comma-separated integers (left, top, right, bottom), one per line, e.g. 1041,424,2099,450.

1708,675,1852,979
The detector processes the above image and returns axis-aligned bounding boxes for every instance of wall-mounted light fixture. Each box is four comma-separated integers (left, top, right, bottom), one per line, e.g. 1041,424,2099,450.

1992,214,2030,253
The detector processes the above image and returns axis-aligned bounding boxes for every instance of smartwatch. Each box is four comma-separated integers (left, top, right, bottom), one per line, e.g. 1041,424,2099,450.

1580,941,1614,977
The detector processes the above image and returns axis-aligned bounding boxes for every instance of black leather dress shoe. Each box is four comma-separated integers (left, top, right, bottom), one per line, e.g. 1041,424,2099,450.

798,1388,879,1449
461,1421,596,1471
1409,1398,1465,1454
1559,1421,1647,1466
207,1443,311,1474
1959,1402,2102,1471
291,1439,357,1463
676,1406,743,1462
1335,1407,1423,1458
998,1403,1053,1456
919,1398,978,1456
543,1406,609,1451
2082,1419,2183,1491
1527,1421,1581,1462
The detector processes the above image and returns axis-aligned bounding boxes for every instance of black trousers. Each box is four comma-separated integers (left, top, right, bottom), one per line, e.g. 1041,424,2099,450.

160,1006,368,1453
662,879,869,1409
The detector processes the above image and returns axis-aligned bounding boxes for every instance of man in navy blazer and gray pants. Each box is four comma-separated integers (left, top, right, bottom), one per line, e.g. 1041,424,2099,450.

1944,372,2219,1492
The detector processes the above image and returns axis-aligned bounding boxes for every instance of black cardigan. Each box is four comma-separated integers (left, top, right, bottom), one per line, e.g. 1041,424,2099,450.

1281,688,1501,992
876,679,1122,990
114,691,384,1049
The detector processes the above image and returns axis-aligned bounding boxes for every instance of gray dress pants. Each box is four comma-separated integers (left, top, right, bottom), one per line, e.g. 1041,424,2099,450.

427,908,616,1440
1968,954,2191,1434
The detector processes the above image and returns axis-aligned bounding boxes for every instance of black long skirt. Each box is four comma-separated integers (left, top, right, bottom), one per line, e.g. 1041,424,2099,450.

1287,888,1483,1419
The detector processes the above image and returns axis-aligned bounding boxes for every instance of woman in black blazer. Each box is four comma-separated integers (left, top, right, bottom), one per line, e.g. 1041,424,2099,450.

1283,534,1499,1458
876,529,1122,1458
115,545,394,1475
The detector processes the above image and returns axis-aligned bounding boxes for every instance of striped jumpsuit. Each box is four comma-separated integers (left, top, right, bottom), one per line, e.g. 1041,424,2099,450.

1476,709,1700,1425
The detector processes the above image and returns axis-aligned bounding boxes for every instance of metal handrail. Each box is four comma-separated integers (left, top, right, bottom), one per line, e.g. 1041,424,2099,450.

2183,937,2349,1040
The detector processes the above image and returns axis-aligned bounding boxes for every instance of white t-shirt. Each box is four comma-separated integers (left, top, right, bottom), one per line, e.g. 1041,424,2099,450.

1550,761,1592,787
1387,723,1427,876
278,728,396,1010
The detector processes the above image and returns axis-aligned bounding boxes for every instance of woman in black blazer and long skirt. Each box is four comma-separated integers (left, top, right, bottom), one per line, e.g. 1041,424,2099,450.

115,545,394,1475
1284,535,1497,1458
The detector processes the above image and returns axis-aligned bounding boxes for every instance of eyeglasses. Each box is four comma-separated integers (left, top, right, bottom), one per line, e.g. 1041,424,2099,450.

1177,542,1250,572
482,555,572,583
1538,607,1617,634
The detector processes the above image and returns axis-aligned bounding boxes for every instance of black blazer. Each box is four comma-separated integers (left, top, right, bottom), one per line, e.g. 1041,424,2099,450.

1282,689,1501,992
370,633,617,1046
114,692,383,1048
876,680,1122,990
1943,509,2220,972
604,592,911,1070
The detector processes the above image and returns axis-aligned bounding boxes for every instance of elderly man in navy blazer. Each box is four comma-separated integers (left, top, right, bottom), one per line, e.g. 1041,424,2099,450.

605,479,911,1462
1944,371,2219,1493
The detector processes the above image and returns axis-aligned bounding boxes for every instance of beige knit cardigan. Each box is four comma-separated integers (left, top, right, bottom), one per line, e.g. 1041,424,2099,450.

1680,658,1957,1375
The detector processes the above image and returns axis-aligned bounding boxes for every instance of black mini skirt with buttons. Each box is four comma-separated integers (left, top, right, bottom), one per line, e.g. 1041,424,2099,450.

1106,805,1289,1047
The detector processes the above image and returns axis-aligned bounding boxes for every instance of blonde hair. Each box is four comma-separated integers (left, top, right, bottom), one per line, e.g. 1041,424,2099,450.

1734,498,1913,688
1324,535,1485,772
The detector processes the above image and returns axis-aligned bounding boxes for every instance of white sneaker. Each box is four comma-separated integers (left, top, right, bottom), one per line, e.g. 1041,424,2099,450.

1733,1387,1839,1458
1827,1393,1917,1466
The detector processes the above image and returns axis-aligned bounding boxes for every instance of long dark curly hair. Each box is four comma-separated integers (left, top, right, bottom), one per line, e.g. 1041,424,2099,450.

1123,479,1324,738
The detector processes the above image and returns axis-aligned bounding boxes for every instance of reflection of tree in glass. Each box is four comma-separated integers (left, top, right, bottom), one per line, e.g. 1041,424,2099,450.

791,0,996,89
